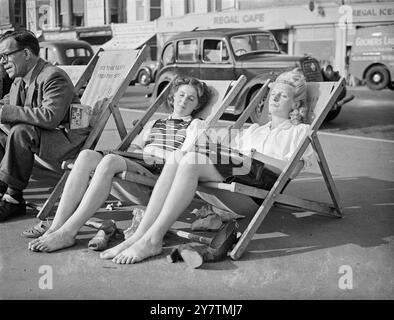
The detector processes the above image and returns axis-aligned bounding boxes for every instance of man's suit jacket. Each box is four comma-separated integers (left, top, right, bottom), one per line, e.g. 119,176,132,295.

0,58,89,163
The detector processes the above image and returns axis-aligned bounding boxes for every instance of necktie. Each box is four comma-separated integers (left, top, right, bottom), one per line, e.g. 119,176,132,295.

19,80,26,105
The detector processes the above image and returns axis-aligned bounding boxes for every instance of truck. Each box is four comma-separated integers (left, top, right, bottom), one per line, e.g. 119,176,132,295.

349,24,394,90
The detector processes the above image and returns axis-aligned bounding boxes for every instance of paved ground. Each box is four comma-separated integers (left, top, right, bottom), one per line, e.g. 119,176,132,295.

0,112,393,300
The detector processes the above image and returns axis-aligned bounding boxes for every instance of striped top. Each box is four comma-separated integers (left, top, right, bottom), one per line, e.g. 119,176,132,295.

129,116,205,159
144,118,193,152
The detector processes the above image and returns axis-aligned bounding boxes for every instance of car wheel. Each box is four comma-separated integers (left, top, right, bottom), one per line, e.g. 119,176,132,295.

365,66,390,90
248,88,270,125
138,70,151,86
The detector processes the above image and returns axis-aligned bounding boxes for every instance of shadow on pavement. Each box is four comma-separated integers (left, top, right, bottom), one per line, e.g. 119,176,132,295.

19,162,394,268
238,176,394,261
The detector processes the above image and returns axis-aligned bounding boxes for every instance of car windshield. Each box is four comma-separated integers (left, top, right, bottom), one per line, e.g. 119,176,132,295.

231,33,279,56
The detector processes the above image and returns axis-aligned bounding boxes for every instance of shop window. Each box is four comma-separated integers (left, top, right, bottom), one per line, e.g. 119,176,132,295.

14,0,26,28
185,0,194,13
216,0,236,11
136,0,145,21
72,0,84,26
150,0,161,20
108,0,126,23
177,39,198,62
203,39,229,62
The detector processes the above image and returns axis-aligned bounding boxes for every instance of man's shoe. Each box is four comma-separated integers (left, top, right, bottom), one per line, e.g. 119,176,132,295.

0,199,26,222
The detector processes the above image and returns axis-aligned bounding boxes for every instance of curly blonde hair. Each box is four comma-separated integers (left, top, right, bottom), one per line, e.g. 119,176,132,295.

273,68,308,125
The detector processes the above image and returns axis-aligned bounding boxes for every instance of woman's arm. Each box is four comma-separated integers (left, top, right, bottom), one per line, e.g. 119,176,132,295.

127,119,156,152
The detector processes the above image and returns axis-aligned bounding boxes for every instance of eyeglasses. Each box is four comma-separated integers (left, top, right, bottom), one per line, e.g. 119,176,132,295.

0,48,25,63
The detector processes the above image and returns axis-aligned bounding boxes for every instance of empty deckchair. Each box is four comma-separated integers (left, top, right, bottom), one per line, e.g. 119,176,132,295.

197,77,346,260
36,46,148,219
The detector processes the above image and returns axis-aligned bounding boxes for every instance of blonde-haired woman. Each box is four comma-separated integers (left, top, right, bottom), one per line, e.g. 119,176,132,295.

98,68,315,264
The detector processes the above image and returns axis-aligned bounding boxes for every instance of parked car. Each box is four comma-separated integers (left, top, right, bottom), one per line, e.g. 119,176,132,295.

39,40,94,65
349,24,394,90
131,60,159,86
152,28,352,123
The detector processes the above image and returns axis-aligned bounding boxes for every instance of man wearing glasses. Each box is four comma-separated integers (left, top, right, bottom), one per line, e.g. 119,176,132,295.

0,30,89,222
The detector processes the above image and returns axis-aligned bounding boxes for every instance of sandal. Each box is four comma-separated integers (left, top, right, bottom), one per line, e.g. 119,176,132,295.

88,220,117,251
21,221,49,238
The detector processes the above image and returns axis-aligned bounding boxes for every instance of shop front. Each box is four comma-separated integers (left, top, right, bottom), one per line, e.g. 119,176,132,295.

155,2,394,77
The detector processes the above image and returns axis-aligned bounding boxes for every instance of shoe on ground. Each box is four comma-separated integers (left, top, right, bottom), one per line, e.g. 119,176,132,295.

21,220,49,238
0,199,26,222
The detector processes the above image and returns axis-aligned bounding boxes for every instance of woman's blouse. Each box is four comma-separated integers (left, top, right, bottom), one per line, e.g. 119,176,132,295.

234,120,314,168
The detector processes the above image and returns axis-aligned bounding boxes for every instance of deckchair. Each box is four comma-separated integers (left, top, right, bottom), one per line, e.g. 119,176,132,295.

197,77,347,260
108,76,247,198
36,75,247,220
114,77,269,188
108,77,345,260
35,46,148,219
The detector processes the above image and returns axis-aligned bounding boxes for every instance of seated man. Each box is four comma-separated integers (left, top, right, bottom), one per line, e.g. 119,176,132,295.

0,30,89,221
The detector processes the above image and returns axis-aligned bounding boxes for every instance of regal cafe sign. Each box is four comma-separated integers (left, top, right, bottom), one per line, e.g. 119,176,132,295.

213,12,265,25
352,4,394,22
157,8,289,32
157,2,394,34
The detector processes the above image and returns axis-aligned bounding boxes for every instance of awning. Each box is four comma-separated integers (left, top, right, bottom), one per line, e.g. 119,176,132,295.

101,33,156,50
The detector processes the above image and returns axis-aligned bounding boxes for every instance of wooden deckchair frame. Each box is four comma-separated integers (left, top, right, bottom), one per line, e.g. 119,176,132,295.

198,77,347,260
37,75,247,219
113,79,270,185
95,78,344,261
36,46,147,219
101,76,248,198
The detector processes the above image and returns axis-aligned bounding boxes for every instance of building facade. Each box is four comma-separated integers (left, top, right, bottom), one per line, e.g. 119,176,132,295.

1,0,393,75
154,0,394,75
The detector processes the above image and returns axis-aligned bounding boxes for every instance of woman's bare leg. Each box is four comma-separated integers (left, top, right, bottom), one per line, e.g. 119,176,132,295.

28,150,102,250
32,154,128,253
100,151,184,259
112,152,224,264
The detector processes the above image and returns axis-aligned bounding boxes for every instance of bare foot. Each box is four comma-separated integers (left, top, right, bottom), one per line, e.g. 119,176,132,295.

28,228,57,251
32,230,76,253
112,237,162,264
99,235,137,260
